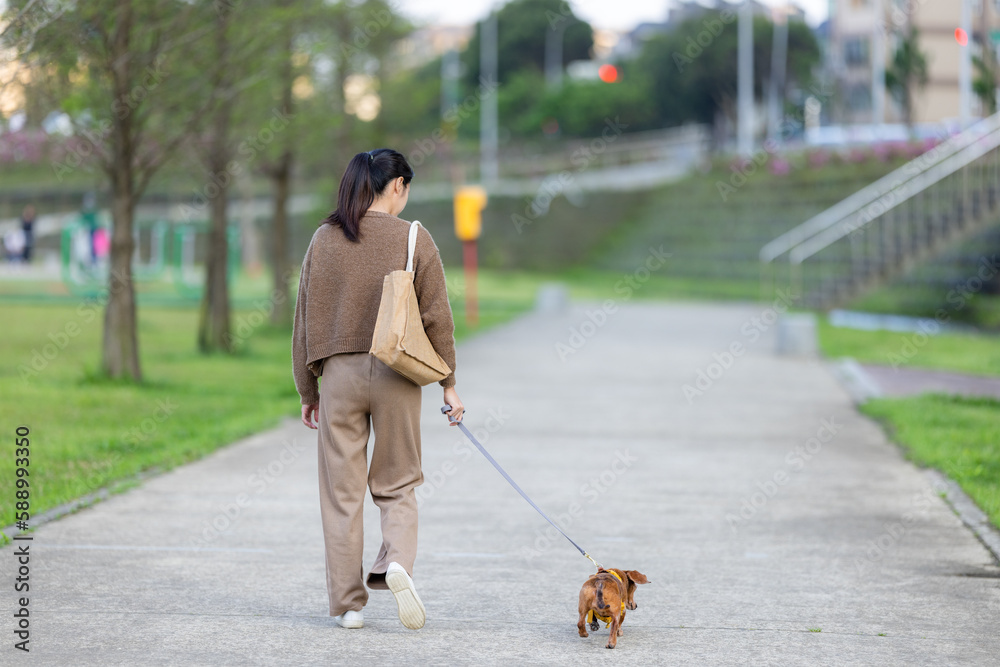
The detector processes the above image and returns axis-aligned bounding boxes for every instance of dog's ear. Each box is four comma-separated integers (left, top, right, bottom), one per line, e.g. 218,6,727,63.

625,570,649,585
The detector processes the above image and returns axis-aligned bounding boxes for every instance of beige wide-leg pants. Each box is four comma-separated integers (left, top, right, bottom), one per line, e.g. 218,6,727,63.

317,352,423,617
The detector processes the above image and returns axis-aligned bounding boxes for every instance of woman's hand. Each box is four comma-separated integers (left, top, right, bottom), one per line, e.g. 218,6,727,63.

301,404,319,430
442,387,464,425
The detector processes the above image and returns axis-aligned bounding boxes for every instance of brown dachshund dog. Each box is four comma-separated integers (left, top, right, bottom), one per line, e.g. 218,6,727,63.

577,567,649,649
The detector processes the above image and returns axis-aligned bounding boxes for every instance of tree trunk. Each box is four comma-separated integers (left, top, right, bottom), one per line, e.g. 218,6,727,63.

198,165,232,352
103,169,142,380
198,8,233,352
269,25,295,328
101,0,141,381
270,150,293,326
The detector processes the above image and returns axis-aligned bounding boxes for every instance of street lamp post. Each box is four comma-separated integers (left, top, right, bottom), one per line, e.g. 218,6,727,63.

545,22,567,89
959,0,972,126
738,0,754,156
767,9,788,144
480,11,499,185
871,0,885,126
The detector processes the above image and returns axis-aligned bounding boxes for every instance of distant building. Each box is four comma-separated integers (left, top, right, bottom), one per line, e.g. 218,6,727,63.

827,0,1000,125
910,0,1000,123
827,0,885,123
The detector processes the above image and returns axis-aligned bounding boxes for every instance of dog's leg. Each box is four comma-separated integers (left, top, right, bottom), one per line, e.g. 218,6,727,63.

617,610,625,637
577,611,589,638
589,616,600,632
606,617,620,649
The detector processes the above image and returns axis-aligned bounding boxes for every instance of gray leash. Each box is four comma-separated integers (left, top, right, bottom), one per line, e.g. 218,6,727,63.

441,405,602,570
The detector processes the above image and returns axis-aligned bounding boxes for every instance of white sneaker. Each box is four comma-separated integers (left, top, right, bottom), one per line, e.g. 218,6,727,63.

385,562,426,629
333,610,364,629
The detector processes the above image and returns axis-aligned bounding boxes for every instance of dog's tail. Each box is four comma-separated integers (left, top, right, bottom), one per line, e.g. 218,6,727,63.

596,584,610,610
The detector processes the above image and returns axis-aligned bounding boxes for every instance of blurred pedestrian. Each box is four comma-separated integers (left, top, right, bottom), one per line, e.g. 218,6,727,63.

292,148,464,631
20,204,36,262
81,192,98,265
3,228,25,262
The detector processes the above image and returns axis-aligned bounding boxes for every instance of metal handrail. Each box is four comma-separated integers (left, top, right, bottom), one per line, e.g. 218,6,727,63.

759,112,1000,263
789,123,1000,263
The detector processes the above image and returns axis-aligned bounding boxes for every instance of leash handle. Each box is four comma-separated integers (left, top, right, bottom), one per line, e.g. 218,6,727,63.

440,404,601,571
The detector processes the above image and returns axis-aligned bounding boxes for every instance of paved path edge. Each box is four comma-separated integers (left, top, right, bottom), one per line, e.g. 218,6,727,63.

832,358,1000,564
0,418,299,543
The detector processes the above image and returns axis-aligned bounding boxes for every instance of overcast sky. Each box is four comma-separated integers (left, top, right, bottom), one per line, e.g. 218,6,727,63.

391,0,829,31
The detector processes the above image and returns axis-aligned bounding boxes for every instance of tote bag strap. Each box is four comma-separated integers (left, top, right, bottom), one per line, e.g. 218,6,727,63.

405,220,422,272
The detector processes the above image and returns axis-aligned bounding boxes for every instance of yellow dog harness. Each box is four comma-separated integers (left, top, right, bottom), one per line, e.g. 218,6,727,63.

586,570,626,628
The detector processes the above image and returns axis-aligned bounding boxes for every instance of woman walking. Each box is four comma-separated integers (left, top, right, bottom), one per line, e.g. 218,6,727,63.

292,148,464,630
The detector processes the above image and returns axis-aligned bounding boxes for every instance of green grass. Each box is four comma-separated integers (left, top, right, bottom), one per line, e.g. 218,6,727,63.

0,268,282,302
818,315,1000,530
818,318,1000,377
589,158,908,287
849,283,1000,331
0,268,555,530
0,304,299,529
861,395,1000,529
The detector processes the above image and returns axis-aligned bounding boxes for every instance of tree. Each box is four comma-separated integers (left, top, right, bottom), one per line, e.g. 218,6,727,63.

186,0,301,351
262,2,297,329
635,12,820,135
0,0,68,96
182,0,311,341
21,0,214,380
195,4,239,353
973,53,998,117
252,0,410,328
321,1,409,174
498,69,658,138
885,27,929,128
461,0,593,89
377,57,444,148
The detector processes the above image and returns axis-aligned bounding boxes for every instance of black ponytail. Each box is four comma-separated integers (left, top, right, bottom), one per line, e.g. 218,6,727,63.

324,148,414,242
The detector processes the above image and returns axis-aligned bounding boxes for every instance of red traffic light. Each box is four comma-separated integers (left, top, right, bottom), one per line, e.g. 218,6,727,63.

955,28,968,46
598,64,618,83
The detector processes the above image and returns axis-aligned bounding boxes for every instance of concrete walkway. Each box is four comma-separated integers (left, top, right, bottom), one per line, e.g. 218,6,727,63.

6,302,999,665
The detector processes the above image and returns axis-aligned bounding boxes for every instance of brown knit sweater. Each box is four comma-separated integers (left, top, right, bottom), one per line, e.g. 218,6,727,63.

292,210,457,405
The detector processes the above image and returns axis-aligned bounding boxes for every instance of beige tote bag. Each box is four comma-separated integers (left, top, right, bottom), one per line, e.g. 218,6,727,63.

369,221,452,386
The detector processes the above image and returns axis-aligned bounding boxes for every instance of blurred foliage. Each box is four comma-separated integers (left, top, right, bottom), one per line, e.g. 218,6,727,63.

885,26,929,126
460,0,593,88
377,57,443,146
973,54,999,117
633,12,820,128
527,75,659,137
2,0,827,172
380,7,820,142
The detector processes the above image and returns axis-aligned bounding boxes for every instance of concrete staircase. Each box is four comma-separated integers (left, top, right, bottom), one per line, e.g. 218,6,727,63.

760,113,1000,308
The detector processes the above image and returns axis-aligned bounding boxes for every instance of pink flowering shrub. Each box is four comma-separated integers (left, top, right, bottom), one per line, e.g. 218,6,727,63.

807,149,830,168
769,157,790,176
0,130,49,165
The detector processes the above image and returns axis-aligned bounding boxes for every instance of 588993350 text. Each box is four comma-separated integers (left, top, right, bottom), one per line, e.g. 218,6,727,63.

13,425,32,653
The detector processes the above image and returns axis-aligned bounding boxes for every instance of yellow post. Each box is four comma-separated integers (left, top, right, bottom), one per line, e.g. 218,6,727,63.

454,186,488,327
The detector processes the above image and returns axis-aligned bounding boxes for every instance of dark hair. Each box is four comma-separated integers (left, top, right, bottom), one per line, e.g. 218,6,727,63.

324,148,413,242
